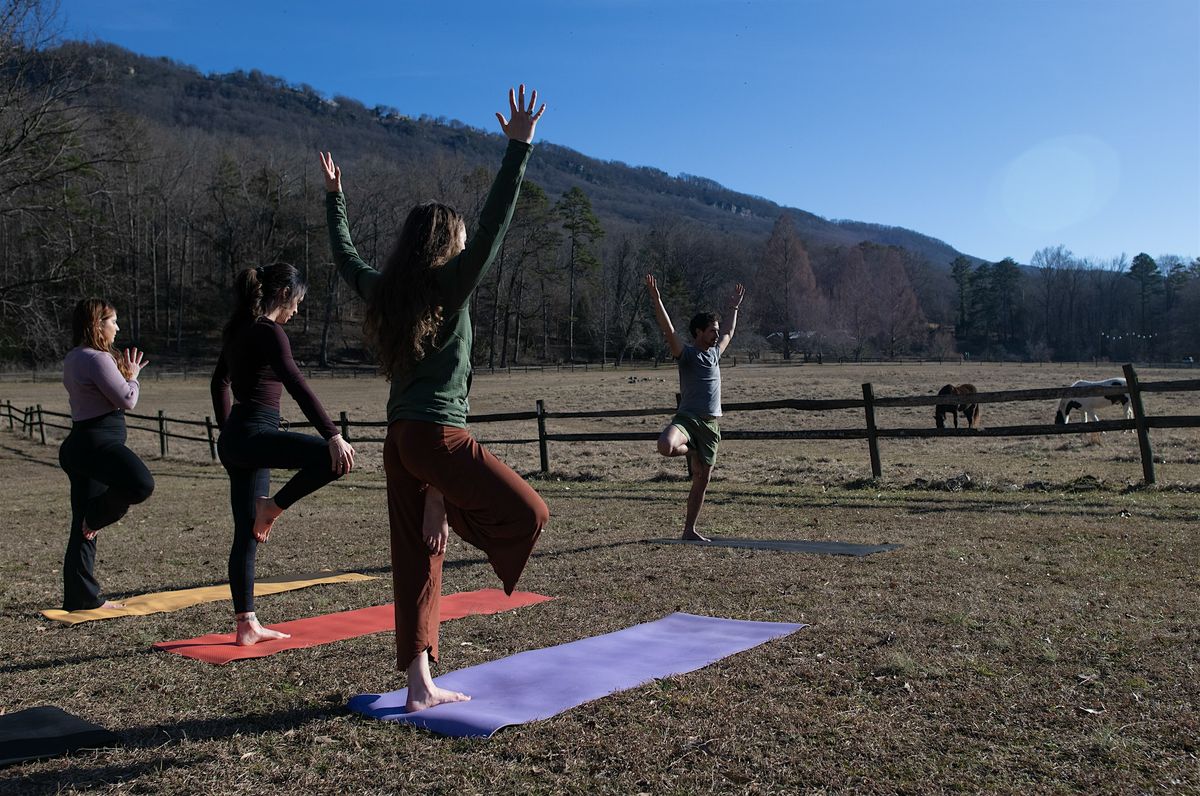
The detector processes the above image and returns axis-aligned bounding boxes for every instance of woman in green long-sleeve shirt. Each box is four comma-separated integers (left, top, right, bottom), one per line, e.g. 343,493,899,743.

321,86,549,712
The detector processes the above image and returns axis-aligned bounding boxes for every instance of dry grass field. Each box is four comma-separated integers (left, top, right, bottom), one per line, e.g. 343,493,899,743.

1,362,1197,794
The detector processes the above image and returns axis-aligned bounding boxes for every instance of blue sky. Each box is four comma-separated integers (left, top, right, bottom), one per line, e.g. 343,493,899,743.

58,0,1198,263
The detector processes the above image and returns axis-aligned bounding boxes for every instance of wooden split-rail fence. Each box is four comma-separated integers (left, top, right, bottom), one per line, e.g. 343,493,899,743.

4,364,1198,485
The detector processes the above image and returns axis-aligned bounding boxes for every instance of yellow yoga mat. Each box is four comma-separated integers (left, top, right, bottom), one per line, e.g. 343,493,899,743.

40,571,376,625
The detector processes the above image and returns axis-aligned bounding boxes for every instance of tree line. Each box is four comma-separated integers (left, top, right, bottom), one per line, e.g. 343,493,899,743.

1,0,1196,370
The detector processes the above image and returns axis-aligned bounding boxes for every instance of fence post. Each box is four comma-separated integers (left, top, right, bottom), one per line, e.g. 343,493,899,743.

536,400,549,475
36,404,46,445
4,399,11,430
861,383,882,479
157,409,168,457
340,411,350,441
205,415,217,461
1122,363,1156,485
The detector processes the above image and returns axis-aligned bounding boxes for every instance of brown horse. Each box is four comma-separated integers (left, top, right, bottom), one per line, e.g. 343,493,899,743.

935,383,981,429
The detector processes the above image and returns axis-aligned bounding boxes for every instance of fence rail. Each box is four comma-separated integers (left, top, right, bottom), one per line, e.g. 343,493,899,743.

0,359,675,383
4,364,1197,484
2,357,1196,384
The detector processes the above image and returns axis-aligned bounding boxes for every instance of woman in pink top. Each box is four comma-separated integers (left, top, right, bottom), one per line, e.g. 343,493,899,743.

58,299,154,610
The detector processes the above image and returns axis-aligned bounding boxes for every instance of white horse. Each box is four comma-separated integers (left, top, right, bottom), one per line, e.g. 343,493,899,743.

1054,378,1133,424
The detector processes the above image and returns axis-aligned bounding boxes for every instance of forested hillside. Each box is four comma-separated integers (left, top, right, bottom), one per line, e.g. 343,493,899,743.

1,3,1196,367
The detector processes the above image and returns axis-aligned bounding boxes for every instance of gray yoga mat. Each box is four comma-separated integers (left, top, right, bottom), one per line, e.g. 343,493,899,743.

649,537,902,556
0,706,118,768
348,612,805,737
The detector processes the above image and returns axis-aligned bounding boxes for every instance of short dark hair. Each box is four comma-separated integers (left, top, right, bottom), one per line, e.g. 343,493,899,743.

689,312,719,338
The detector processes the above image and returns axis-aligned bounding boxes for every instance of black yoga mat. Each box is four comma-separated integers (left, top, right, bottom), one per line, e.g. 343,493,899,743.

649,537,902,556
0,706,118,768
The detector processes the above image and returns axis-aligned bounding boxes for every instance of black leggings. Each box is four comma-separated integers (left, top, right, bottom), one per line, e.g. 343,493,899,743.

217,404,341,614
58,411,155,610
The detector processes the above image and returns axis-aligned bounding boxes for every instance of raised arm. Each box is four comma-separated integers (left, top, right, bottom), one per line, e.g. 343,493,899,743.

321,151,380,301
646,274,685,359
439,85,545,308
717,283,746,355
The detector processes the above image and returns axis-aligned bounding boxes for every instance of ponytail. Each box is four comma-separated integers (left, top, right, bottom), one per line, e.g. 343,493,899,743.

222,264,307,346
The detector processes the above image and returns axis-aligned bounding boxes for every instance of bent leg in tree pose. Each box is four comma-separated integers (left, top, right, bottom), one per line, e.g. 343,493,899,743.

646,274,745,541
59,300,155,610
322,85,549,710
212,263,356,645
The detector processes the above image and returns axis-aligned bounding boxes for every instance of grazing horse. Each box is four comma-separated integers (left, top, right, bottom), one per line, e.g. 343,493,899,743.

934,383,981,429
1054,378,1133,424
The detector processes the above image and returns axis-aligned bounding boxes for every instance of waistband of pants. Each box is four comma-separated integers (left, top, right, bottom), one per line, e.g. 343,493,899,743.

71,410,126,431
227,403,281,421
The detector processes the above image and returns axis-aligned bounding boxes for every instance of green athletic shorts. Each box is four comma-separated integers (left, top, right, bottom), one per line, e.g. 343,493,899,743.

670,412,721,466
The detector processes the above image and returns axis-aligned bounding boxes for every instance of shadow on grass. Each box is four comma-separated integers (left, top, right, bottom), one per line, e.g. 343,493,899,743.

3,754,206,796
548,484,1187,520
0,442,60,470
23,537,648,619
4,704,336,795
353,538,647,576
0,647,153,676
121,703,337,749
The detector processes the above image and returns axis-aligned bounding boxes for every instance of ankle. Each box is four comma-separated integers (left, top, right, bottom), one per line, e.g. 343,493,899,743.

236,612,257,624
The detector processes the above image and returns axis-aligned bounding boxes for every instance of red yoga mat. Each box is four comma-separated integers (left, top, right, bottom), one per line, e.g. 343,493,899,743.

153,589,552,665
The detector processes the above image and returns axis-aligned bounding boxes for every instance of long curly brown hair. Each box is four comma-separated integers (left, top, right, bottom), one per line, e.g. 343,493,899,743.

365,202,465,380
72,298,132,379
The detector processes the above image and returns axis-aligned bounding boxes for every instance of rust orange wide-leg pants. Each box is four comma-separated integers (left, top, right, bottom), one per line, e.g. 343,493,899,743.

384,420,548,668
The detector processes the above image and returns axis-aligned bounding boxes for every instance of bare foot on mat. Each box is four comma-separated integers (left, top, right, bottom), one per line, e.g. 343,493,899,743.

406,684,471,713
406,649,470,712
682,528,711,542
235,613,291,646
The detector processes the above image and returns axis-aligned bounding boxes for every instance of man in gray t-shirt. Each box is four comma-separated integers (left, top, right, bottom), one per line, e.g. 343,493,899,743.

646,274,746,541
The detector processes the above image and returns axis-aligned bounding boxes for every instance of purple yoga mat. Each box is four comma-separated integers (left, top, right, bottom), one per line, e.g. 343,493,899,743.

348,612,805,737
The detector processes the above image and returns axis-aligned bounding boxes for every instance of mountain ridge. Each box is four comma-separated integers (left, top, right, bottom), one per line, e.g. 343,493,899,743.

70,40,983,268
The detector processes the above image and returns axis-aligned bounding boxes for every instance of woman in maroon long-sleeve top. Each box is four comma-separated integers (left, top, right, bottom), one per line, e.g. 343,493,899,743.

211,264,356,645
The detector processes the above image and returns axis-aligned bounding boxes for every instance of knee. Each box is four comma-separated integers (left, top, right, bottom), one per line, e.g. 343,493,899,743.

526,495,550,531
130,475,155,505
656,437,675,457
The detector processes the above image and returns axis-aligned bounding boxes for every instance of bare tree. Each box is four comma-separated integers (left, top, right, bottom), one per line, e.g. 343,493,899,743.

1031,244,1074,354
0,1,133,356
755,213,817,360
